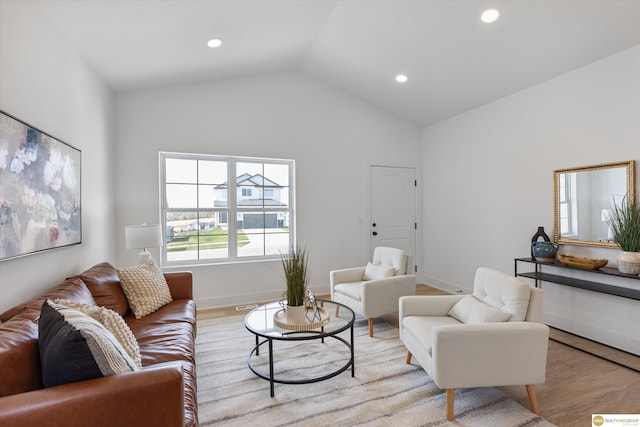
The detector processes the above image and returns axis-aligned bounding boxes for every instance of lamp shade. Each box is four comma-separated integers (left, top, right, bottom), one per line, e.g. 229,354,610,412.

125,224,163,250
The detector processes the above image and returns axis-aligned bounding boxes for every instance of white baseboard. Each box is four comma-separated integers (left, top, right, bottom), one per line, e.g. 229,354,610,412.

421,275,470,295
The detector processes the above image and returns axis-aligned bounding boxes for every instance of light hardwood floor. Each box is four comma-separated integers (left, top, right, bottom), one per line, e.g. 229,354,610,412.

198,284,640,427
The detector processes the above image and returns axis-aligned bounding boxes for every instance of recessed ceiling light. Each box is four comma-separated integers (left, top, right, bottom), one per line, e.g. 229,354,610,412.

395,74,408,83
207,38,222,48
481,9,500,23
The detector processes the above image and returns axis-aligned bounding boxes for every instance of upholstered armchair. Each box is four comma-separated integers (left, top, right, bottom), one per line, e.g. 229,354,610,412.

330,247,415,337
399,267,549,421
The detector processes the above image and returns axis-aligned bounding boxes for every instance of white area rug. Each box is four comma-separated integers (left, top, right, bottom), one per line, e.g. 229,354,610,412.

196,314,556,427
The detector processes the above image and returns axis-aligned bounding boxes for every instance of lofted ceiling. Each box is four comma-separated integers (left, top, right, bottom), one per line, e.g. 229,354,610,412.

39,0,640,127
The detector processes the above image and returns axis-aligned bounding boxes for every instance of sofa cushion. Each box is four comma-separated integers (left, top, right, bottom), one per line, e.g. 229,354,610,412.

372,247,407,275
0,278,97,397
402,315,461,357
126,300,197,366
39,300,139,388
447,295,512,324
74,262,129,316
3,278,96,325
473,267,531,321
363,262,396,281
118,259,173,319
55,298,142,369
333,283,363,301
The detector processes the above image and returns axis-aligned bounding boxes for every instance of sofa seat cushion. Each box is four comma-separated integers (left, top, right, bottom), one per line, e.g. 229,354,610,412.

402,315,460,356
333,283,364,301
74,262,129,316
39,300,140,388
127,299,196,333
130,322,195,366
125,301,196,366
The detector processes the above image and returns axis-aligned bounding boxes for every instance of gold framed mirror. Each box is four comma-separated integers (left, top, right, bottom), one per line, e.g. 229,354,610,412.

553,160,635,248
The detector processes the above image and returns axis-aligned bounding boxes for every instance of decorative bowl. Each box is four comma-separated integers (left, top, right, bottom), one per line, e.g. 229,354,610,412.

532,241,559,262
556,254,608,270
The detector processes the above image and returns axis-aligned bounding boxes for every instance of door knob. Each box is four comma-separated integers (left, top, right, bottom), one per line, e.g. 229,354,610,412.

372,231,378,236
372,222,377,227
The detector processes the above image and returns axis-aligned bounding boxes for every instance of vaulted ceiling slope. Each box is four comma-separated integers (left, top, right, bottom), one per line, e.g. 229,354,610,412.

39,0,640,127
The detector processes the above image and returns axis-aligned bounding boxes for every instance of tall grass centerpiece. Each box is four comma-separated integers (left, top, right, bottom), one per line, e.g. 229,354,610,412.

606,194,640,274
281,245,310,323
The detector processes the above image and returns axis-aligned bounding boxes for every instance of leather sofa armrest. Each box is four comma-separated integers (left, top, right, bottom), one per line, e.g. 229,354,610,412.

0,362,185,427
164,271,193,300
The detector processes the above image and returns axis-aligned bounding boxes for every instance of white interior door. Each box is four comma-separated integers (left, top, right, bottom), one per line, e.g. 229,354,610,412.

370,166,416,272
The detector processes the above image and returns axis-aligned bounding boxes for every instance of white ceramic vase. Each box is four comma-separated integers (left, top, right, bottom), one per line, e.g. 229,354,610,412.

285,304,306,324
617,251,640,275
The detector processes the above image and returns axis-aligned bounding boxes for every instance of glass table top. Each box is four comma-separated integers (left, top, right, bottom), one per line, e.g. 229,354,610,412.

244,299,354,339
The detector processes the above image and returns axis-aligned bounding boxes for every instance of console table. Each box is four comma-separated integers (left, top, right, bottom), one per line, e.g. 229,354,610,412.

514,257,640,301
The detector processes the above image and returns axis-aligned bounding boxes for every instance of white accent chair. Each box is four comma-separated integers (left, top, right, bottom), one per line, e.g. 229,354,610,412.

399,267,549,421
330,247,416,337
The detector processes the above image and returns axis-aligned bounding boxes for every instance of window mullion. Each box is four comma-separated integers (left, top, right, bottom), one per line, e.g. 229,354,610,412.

228,159,238,259
160,154,167,265
289,162,295,250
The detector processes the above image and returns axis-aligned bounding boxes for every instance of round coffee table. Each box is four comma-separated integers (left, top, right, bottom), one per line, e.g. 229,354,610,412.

244,299,355,396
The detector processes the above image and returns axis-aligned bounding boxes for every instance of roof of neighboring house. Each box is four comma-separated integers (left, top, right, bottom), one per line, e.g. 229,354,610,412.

214,199,287,207
215,173,282,189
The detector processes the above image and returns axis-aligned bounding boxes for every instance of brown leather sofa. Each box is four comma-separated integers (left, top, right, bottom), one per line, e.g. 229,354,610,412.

0,262,198,427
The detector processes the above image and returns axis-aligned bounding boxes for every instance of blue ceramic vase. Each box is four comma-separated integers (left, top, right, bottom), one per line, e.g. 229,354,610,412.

532,241,559,263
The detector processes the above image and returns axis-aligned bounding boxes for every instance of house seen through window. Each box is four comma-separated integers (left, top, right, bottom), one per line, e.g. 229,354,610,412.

160,152,294,266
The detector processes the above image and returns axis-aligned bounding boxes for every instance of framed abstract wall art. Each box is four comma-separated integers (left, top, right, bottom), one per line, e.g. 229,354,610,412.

0,110,81,261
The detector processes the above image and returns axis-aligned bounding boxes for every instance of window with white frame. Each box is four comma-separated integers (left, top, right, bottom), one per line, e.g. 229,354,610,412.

559,172,578,237
160,152,294,266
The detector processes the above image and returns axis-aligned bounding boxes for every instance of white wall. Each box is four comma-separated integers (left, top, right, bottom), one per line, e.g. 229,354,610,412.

114,70,421,309
421,45,640,353
0,1,115,313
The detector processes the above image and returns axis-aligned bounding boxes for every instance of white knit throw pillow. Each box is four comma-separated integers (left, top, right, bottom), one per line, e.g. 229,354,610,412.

117,258,173,319
55,298,142,369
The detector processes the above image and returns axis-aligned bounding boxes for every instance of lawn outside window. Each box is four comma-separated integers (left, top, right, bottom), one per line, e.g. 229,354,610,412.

160,152,295,266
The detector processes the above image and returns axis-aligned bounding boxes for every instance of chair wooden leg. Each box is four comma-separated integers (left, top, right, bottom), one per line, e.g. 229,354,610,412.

405,351,412,364
368,318,374,337
526,384,540,415
335,305,340,317
446,389,455,421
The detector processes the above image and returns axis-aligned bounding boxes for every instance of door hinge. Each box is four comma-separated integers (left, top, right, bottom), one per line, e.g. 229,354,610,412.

414,222,417,230
415,265,417,273
414,180,417,187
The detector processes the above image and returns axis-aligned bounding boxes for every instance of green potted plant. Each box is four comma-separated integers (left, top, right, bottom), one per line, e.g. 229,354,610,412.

280,244,310,323
606,194,640,274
